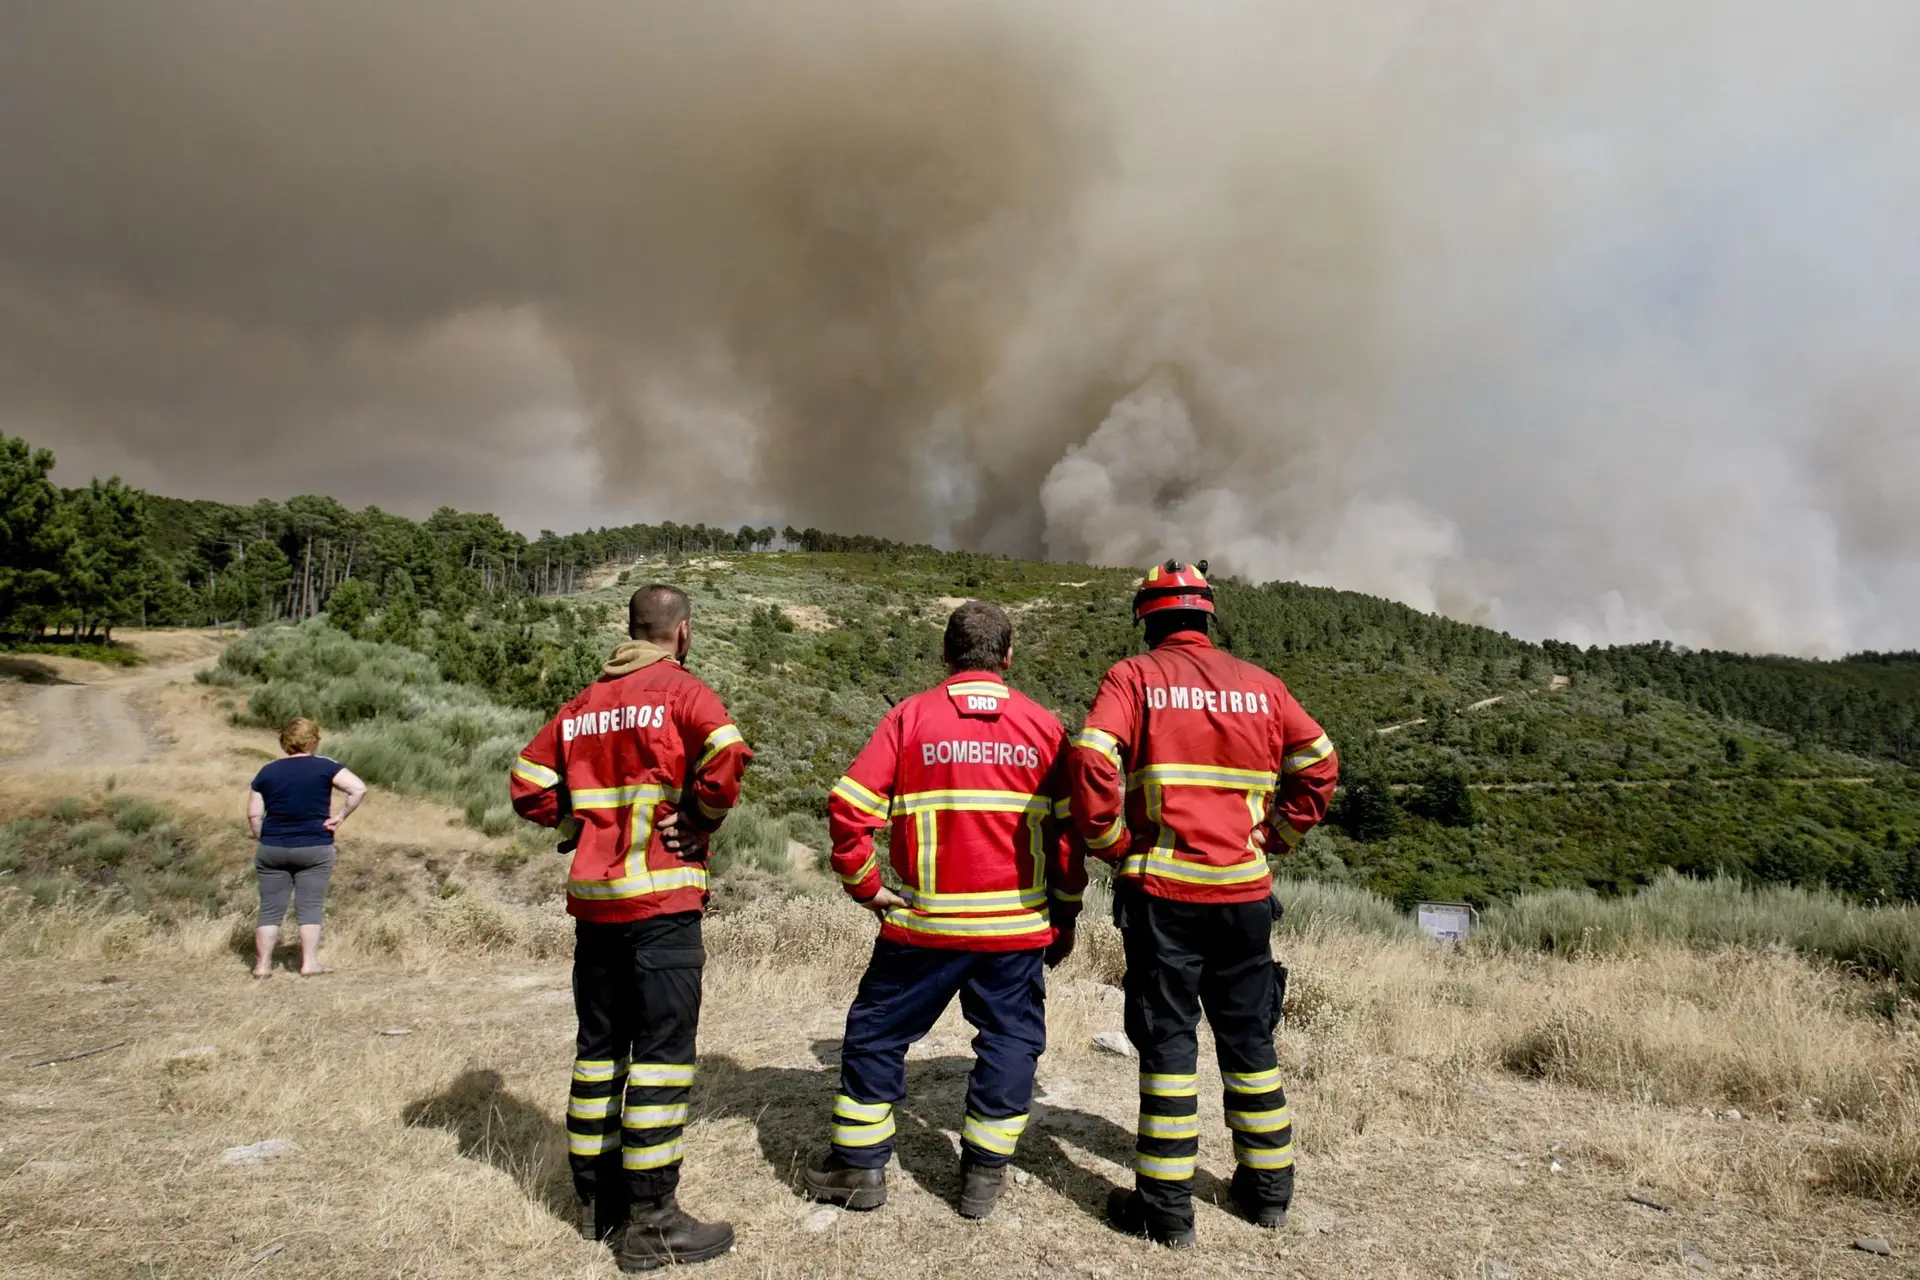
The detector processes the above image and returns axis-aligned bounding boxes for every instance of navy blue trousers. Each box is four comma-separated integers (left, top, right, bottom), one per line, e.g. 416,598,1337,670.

831,939,1047,1169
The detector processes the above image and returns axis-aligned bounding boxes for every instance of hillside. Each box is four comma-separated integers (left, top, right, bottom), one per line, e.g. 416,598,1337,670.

184,547,1920,913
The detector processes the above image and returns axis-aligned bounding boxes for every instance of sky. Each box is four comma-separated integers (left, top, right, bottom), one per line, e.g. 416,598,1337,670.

3,1,1918,654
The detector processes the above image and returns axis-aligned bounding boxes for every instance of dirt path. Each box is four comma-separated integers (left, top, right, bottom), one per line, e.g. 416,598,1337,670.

1,633,230,774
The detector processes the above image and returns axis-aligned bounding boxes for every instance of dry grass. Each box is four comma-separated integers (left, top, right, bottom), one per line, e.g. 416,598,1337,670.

2,888,1913,1279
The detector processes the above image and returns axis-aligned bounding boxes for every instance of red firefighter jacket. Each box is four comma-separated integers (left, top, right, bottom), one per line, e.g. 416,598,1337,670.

829,671,1084,951
1069,631,1338,904
510,648,750,923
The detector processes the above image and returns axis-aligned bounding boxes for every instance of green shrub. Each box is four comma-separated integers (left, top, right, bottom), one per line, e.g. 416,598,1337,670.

1273,877,1419,940
108,796,167,835
48,796,84,823
710,804,794,879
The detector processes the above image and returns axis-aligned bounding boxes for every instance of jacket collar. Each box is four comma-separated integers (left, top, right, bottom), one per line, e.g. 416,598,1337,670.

943,669,1010,695
1150,631,1215,652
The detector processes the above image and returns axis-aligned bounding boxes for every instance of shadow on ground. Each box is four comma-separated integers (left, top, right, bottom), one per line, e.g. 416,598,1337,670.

402,1041,1190,1233
0,655,66,685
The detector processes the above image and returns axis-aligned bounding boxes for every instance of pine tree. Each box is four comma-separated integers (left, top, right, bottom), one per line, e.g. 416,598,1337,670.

0,433,71,632
61,477,149,639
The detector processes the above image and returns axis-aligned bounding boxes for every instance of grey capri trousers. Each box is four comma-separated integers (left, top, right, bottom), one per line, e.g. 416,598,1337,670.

255,844,336,927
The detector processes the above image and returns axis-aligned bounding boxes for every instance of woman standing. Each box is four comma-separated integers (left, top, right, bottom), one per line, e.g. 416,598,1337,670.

247,717,367,977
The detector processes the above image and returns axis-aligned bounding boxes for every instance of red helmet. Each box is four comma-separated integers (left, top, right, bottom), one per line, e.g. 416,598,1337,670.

1132,559,1215,621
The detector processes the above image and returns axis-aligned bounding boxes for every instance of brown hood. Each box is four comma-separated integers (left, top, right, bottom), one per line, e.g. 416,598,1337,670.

603,640,677,677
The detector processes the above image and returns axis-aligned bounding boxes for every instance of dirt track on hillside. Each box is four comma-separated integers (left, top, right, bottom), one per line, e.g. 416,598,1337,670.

0,633,231,773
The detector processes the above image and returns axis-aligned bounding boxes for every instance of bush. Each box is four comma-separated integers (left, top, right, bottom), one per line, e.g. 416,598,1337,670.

709,804,794,879
1273,877,1418,940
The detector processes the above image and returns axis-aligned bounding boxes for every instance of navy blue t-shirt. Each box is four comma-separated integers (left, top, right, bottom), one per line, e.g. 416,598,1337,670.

252,755,344,848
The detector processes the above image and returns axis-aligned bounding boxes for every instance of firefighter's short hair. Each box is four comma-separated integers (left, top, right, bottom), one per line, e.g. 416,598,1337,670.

944,600,1012,673
280,716,321,755
629,584,691,642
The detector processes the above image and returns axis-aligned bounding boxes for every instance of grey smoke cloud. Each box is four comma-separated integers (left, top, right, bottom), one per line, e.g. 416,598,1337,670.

2,1,1916,654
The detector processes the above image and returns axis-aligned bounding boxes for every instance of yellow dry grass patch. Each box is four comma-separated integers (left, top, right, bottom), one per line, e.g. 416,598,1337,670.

1,892,1913,1278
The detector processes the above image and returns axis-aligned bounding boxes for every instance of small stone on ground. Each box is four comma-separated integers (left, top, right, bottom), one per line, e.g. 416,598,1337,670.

219,1138,299,1165
1853,1238,1893,1257
1679,1243,1716,1272
803,1207,838,1233
1091,1031,1132,1058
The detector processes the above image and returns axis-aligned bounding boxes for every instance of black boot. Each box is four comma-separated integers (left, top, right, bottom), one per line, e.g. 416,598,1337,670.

1105,1187,1196,1248
1229,1165,1289,1229
804,1151,888,1210
615,1195,734,1272
577,1192,631,1244
957,1156,1006,1220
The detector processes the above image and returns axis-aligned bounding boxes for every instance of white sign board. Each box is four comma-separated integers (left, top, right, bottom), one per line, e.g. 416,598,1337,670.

1416,902,1473,943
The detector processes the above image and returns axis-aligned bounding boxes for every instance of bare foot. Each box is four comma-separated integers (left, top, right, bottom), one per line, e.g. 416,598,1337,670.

251,970,272,980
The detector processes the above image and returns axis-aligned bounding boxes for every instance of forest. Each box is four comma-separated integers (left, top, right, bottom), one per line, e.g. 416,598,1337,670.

9,427,1920,908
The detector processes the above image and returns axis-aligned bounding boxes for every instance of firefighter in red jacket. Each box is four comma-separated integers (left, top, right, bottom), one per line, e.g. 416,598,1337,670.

805,601,1085,1220
1070,561,1338,1246
510,584,749,1272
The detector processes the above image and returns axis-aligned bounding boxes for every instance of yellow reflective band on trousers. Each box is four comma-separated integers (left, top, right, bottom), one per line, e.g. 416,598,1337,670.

1282,734,1335,774
962,1112,1029,1156
511,756,560,789
622,1103,690,1129
623,1138,686,1170
626,1063,697,1087
567,1130,622,1157
1226,1106,1293,1134
832,1117,897,1148
1233,1140,1296,1170
833,1095,892,1123
698,723,745,768
1139,1072,1199,1098
1073,727,1123,770
1135,1151,1199,1181
1136,1112,1201,1140
1222,1068,1283,1094
567,1094,621,1121
571,1058,624,1083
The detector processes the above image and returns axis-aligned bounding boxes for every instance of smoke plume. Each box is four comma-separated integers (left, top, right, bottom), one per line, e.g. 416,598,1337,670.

3,1,1917,653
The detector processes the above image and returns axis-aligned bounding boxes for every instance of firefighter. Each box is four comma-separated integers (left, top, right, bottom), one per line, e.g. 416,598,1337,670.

1069,561,1338,1246
804,601,1085,1220
510,583,750,1272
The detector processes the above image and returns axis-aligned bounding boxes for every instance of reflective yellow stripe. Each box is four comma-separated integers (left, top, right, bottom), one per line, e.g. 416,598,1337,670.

627,1063,697,1087
893,790,1051,816
1127,763,1276,790
881,909,1050,939
696,797,730,822
567,1094,621,1120
1137,1113,1201,1140
1139,1073,1199,1098
570,784,670,809
838,853,879,887
962,1112,1029,1156
1073,728,1123,770
511,756,560,789
832,1116,897,1147
569,864,708,900
1273,822,1306,849
623,1138,685,1170
903,885,1048,913
568,1130,622,1157
621,1103,689,1129
1222,1068,1283,1094
571,1059,622,1083
698,723,745,768
1282,734,1334,773
833,1095,892,1123
1086,817,1128,851
1233,1141,1295,1170
1226,1106,1293,1133
948,680,1010,699
831,775,890,819
1050,888,1083,905
1135,1152,1198,1180
1130,850,1270,887
1052,796,1073,819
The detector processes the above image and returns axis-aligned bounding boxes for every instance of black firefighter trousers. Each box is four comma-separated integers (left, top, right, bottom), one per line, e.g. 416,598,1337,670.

1116,882,1293,1228
568,913,704,1218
